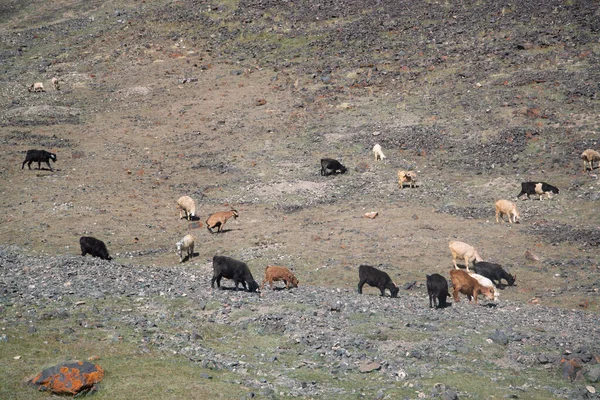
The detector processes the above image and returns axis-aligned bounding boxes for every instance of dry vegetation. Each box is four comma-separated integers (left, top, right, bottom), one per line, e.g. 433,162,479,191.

1,0,599,398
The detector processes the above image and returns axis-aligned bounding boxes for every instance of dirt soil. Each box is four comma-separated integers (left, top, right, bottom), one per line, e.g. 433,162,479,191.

2,0,599,309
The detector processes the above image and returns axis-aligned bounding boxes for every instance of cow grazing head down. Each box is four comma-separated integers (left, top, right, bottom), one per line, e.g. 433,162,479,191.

211,255,260,293
358,265,399,298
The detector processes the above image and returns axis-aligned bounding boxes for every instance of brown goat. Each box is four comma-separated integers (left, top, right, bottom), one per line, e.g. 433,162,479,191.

398,170,417,188
261,265,299,290
206,209,239,233
449,269,495,304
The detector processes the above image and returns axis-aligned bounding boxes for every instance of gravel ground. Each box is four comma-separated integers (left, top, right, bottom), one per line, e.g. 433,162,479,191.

2,246,599,399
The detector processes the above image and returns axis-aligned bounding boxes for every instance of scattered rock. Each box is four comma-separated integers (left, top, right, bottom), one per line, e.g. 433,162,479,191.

28,361,104,395
359,362,381,373
364,211,378,219
525,250,540,262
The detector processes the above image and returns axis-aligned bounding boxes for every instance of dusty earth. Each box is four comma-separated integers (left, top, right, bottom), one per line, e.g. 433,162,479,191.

1,0,600,398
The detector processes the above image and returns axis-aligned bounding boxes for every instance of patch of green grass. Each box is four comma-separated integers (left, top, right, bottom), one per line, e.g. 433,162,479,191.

0,323,254,400
421,367,570,400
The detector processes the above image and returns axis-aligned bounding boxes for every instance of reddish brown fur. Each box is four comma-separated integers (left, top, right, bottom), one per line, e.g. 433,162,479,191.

449,269,494,304
261,265,299,290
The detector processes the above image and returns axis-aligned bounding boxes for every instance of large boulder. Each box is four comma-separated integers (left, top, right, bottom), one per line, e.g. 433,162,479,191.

28,360,104,395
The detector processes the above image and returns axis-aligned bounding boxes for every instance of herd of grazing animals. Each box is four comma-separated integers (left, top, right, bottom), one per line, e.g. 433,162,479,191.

20,142,598,307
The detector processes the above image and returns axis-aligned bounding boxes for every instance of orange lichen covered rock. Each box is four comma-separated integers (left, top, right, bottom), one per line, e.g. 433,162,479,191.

28,360,104,395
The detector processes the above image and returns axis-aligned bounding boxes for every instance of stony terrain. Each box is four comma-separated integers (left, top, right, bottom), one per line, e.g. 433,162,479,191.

1,0,600,398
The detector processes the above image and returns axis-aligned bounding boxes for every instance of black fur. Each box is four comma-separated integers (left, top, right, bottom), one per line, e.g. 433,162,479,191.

211,255,259,292
358,265,399,298
320,158,347,176
22,149,57,171
426,273,450,308
80,236,112,260
517,181,559,200
473,262,516,288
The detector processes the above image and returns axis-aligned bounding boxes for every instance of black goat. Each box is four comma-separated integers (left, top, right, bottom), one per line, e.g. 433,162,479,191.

22,150,57,171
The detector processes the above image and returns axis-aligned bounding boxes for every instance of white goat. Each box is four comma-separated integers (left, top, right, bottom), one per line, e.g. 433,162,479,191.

51,77,60,91
28,82,45,93
495,199,520,223
176,196,196,220
469,272,499,301
581,149,600,171
176,234,195,262
449,241,483,271
372,144,386,161
398,170,417,188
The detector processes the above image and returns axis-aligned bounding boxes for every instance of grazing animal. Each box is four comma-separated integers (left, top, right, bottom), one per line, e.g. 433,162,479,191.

79,236,112,261
517,181,559,201
372,144,386,161
176,196,196,221
176,234,195,263
449,269,495,304
28,82,45,92
397,170,417,188
426,273,450,309
473,261,516,288
320,158,347,176
495,199,520,223
449,241,483,271
211,255,259,292
469,272,499,301
51,77,60,90
357,265,399,298
206,209,239,233
21,149,57,171
261,265,299,290
581,149,600,171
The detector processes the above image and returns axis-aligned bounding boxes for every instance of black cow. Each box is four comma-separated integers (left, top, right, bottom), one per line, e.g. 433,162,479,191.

79,236,112,260
357,265,399,298
211,255,260,292
517,181,559,200
22,149,57,171
473,262,516,288
320,158,347,176
426,273,450,308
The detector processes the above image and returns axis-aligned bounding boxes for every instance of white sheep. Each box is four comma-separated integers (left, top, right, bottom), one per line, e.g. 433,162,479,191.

51,77,60,91
495,199,520,224
469,272,499,301
28,82,45,93
372,144,386,161
449,241,483,271
176,234,195,262
176,196,196,220
398,170,417,188
581,149,600,171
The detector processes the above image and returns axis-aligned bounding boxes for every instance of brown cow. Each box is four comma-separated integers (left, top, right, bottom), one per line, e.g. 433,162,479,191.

449,269,494,304
261,265,299,290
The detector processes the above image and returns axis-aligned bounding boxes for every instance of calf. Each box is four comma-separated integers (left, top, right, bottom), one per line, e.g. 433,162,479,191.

211,255,259,292
473,261,516,288
581,149,600,171
517,181,559,201
22,149,57,171
261,265,299,290
320,158,347,176
28,82,45,92
449,269,494,304
357,265,399,298
426,273,450,308
449,241,483,271
397,170,417,189
469,272,499,301
79,236,112,261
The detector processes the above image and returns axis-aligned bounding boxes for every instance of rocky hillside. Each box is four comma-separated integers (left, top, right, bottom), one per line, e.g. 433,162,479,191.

1,0,600,398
